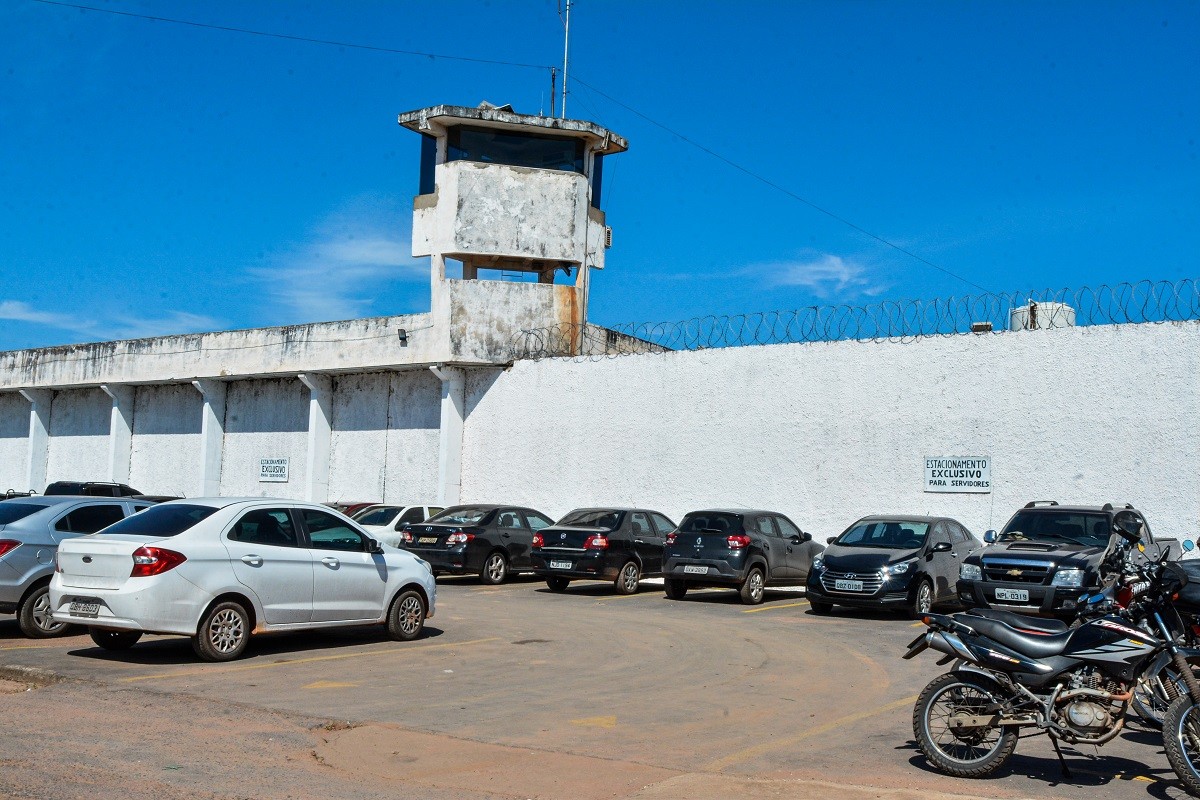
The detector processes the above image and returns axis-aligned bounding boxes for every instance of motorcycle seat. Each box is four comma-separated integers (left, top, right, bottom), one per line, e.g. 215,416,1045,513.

964,608,1068,634
960,615,1074,659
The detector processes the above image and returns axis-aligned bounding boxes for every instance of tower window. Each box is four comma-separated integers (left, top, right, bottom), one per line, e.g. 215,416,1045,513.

447,126,584,174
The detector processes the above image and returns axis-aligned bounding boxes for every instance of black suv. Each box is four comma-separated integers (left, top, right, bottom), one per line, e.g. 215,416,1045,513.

662,509,823,605
44,481,141,497
529,507,676,594
399,504,554,584
957,501,1175,617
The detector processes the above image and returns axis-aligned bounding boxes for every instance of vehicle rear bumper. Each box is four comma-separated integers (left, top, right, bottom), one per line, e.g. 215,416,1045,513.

530,550,620,580
48,572,204,635
403,546,473,574
957,579,1088,617
662,555,748,585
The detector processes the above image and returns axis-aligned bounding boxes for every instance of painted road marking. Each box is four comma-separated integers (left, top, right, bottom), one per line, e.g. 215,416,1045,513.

118,637,500,684
704,694,918,771
743,601,810,614
305,680,361,689
571,715,617,728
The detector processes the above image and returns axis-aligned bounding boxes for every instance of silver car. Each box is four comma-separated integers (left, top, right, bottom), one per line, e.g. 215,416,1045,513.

0,496,154,637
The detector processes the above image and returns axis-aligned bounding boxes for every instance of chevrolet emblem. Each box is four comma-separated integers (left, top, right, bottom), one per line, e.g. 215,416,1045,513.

1007,568,1023,577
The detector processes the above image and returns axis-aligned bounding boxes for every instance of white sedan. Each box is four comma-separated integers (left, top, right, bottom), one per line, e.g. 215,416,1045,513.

352,504,443,546
49,498,436,662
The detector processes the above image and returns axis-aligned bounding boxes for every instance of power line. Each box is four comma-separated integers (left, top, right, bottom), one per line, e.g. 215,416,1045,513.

29,0,989,293
571,76,991,293
27,0,555,71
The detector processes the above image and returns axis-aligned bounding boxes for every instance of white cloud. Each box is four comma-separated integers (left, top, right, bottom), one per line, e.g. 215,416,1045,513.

0,300,221,344
253,201,425,322
756,253,890,299
0,300,86,331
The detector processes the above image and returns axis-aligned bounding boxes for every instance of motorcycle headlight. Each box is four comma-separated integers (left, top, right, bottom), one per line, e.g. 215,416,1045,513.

960,563,982,581
1052,568,1086,588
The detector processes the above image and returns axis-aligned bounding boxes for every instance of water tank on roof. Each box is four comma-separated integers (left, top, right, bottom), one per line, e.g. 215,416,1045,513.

1010,301,1076,330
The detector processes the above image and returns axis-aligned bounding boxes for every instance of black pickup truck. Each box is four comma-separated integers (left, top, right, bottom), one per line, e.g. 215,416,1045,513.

957,501,1176,618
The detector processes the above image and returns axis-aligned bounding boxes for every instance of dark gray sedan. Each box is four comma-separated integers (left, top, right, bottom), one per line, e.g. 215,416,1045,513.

529,508,677,594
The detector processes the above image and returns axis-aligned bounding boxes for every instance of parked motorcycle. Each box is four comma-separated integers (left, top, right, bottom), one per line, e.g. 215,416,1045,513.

962,548,1200,729
904,510,1200,779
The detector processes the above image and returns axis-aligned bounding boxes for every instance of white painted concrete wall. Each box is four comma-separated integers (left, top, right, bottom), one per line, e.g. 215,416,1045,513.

219,379,310,498
45,388,110,488
130,384,202,497
461,322,1200,545
326,371,440,505
0,392,29,492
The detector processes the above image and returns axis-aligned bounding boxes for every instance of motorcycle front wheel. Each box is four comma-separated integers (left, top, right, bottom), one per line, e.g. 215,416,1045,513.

913,672,1018,778
1163,695,1200,796
1133,665,1184,728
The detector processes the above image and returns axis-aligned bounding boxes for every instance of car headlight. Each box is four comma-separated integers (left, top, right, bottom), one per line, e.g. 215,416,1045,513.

960,563,982,581
812,556,824,572
1052,568,1086,588
883,559,916,578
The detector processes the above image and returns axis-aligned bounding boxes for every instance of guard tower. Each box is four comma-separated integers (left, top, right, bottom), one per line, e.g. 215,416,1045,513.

398,102,627,328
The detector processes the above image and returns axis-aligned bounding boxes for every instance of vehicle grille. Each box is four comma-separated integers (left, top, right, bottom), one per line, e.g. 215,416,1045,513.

820,569,884,594
981,558,1052,584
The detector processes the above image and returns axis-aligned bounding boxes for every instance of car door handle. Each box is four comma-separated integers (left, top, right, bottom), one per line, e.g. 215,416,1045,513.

322,557,340,568
501,532,511,539
241,555,263,567
634,539,645,544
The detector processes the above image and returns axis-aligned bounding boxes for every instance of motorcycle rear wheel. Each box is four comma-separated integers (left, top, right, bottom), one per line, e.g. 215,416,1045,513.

914,672,1018,778
1163,695,1200,796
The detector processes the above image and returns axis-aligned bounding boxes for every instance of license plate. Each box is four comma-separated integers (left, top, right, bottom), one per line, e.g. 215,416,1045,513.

996,588,1030,602
417,537,438,545
834,579,864,592
70,599,100,618
549,560,572,570
683,565,709,575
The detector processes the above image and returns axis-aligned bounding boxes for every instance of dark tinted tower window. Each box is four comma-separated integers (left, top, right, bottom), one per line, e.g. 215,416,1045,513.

447,126,584,174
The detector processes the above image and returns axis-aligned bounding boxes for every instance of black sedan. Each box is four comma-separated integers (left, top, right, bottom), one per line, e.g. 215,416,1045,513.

805,515,980,617
529,507,677,594
399,504,555,584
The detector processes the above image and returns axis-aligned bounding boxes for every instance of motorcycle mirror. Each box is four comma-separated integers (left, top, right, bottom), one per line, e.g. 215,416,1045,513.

1185,540,1196,553
983,529,998,544
1112,509,1143,543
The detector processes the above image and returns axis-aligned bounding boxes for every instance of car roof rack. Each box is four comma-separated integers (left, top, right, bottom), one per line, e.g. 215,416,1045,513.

1023,500,1060,508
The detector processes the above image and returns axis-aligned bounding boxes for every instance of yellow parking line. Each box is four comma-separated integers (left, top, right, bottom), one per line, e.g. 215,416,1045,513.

598,591,663,601
704,694,917,771
910,621,926,627
118,636,500,684
0,643,82,651
743,601,810,614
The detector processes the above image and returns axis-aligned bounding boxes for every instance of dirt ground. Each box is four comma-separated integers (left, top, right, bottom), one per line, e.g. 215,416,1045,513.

0,577,1194,800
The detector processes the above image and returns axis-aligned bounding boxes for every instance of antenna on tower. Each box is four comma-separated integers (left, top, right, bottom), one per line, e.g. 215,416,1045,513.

558,0,572,118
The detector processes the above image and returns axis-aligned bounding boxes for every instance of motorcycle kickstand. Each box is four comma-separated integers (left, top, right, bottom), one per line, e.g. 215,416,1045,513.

1049,736,1073,780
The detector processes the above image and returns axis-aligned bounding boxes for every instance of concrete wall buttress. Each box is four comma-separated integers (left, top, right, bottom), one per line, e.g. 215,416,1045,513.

430,366,465,507
100,384,135,484
299,373,333,503
192,380,227,498
18,389,52,493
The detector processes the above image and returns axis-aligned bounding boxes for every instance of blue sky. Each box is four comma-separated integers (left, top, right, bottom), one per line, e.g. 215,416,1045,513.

1,0,1197,350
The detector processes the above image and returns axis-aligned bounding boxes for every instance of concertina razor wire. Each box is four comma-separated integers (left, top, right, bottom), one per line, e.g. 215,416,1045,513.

510,278,1200,360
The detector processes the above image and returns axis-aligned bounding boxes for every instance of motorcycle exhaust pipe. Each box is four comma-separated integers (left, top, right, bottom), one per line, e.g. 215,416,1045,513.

924,630,976,663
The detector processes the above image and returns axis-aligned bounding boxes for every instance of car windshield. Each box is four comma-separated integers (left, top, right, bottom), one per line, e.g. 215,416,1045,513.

835,521,930,549
557,509,624,529
429,506,493,525
96,504,218,537
0,502,51,524
354,506,400,525
678,513,742,534
1001,511,1110,547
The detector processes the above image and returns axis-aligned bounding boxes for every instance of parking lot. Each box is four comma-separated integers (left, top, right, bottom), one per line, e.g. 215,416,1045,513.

0,576,1194,800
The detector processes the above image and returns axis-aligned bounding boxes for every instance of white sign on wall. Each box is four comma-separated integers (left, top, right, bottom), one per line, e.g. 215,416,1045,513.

925,456,991,493
259,458,290,483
